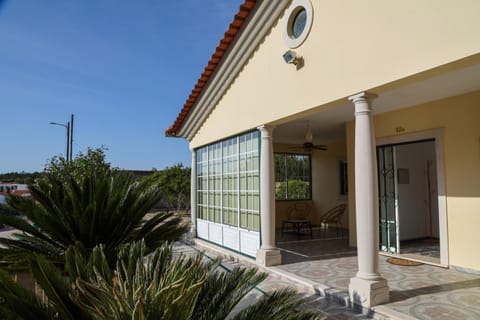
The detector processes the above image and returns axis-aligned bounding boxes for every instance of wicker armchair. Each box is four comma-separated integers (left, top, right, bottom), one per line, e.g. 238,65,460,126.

319,203,347,238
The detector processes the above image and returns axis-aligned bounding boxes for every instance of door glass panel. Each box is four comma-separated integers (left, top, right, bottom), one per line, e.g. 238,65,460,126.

378,145,399,253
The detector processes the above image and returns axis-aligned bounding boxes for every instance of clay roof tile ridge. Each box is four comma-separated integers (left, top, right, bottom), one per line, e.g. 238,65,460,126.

165,0,257,137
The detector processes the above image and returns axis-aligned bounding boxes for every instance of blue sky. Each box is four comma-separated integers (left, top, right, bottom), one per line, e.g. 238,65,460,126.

0,0,244,173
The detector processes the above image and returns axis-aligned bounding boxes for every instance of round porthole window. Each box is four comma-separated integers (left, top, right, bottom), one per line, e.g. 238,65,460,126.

291,8,307,39
283,0,313,48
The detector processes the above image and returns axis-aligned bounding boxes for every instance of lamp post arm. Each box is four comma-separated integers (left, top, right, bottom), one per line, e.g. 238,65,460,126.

49,121,70,161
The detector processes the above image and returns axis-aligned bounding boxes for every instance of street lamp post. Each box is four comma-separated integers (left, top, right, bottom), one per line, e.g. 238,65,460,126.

69,114,74,161
50,114,74,161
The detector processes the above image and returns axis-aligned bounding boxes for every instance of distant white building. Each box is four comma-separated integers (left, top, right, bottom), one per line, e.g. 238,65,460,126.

0,183,30,202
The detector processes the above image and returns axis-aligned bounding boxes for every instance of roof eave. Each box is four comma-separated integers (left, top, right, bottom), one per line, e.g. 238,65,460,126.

166,1,289,141
165,0,256,139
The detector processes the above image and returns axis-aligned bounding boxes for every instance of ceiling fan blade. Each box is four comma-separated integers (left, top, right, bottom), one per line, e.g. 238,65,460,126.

285,145,312,153
312,145,328,151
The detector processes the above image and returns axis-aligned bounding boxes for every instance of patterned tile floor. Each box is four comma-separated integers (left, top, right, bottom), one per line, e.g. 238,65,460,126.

274,252,480,319
274,229,480,319
183,227,480,319
175,240,376,319
400,239,440,259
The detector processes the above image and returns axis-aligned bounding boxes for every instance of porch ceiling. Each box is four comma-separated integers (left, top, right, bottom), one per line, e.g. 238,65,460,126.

274,62,480,145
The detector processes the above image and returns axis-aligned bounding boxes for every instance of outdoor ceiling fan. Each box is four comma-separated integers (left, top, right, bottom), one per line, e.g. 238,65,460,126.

289,122,327,151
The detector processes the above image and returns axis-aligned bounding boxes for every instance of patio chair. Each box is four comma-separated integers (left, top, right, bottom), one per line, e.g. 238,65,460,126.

281,202,312,237
319,203,347,238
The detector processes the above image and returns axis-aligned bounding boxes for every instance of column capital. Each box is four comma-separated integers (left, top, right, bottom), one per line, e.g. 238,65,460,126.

348,92,378,104
257,124,275,137
349,92,378,115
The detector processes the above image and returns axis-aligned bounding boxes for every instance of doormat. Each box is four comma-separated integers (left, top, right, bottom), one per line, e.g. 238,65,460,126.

387,257,423,266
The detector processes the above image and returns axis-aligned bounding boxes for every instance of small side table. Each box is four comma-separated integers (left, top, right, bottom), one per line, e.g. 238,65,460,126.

282,219,312,237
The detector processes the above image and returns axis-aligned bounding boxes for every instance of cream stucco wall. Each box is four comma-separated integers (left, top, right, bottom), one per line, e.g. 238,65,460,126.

346,90,480,270
190,0,480,149
274,142,347,229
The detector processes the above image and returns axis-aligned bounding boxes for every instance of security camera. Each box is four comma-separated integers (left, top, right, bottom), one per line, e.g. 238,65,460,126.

283,50,301,65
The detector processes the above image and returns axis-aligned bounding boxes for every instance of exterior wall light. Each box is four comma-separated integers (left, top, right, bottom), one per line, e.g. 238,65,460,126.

283,50,301,65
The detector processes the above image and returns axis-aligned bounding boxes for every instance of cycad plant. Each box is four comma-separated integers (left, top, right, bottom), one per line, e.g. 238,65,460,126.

0,148,188,270
71,241,322,320
0,242,322,319
0,149,323,319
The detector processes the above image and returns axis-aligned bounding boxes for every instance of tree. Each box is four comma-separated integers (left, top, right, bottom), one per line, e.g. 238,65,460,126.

275,179,310,200
0,172,43,185
274,153,311,200
43,146,113,183
149,164,191,211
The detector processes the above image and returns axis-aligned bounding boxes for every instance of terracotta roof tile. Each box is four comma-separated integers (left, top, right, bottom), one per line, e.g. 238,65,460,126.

210,57,221,64
166,0,257,137
212,52,223,59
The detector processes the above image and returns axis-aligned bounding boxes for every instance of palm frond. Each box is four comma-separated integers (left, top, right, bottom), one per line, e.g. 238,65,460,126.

71,241,206,319
233,288,323,320
191,267,268,320
29,254,90,320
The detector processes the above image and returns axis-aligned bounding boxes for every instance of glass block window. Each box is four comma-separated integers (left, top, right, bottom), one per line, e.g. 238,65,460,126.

275,153,311,200
196,131,260,231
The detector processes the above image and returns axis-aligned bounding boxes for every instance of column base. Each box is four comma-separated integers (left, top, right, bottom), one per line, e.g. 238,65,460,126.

348,276,389,308
190,226,197,239
256,248,282,266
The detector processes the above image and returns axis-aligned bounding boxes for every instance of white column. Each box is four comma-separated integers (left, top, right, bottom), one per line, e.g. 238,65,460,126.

190,148,197,239
256,125,281,266
348,92,389,307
